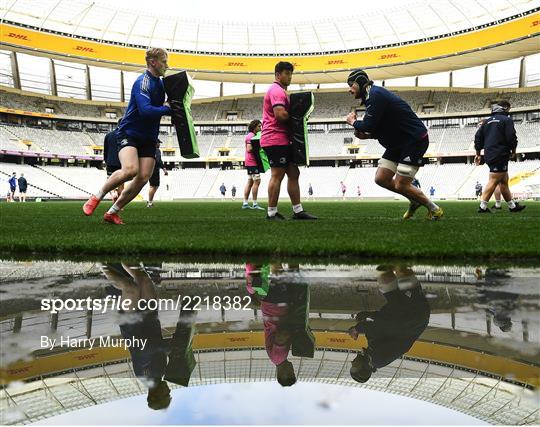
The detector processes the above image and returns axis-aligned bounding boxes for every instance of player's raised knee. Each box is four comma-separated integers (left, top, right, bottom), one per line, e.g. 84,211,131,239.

123,165,139,179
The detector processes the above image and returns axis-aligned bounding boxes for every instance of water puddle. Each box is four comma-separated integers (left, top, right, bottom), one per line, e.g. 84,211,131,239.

0,259,538,425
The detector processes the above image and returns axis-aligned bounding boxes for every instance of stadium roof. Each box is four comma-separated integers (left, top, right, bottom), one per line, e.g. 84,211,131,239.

1,1,540,83
2,0,539,53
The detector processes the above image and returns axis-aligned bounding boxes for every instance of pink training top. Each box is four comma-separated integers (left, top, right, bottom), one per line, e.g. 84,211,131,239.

244,132,258,167
261,300,290,366
261,82,290,148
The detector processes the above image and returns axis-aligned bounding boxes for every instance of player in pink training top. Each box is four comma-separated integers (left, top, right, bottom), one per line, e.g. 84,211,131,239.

242,119,265,210
261,61,317,220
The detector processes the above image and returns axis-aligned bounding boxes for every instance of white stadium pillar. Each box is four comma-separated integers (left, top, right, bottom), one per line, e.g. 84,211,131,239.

10,52,21,90
519,57,526,88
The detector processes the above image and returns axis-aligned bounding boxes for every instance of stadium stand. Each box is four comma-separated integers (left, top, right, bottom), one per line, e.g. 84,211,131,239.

1,121,539,159
1,86,539,201
2,160,538,201
2,87,539,121
0,89,123,118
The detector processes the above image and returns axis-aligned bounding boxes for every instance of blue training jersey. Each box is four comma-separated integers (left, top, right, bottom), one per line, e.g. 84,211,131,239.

353,85,427,148
117,71,171,142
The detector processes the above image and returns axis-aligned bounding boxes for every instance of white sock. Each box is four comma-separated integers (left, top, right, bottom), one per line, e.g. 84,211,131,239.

495,200,502,208
427,201,439,211
243,200,248,205
480,200,488,209
96,190,105,200
507,200,516,209
253,201,258,206
267,206,277,217
107,204,120,214
292,204,303,214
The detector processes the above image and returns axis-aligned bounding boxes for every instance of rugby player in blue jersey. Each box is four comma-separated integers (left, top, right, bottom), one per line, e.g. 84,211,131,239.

83,48,171,224
346,69,443,220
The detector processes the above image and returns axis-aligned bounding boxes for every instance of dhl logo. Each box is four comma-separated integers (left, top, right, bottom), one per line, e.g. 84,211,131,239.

8,366,31,374
380,53,398,60
227,62,246,67
327,60,345,65
75,353,97,360
75,46,95,53
228,337,248,342
7,33,29,40
531,20,540,27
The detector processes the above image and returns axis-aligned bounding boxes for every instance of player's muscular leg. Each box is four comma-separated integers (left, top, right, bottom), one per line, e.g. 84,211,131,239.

481,172,504,202
268,167,286,207
374,167,397,191
251,179,260,200
244,178,253,201
286,164,301,205
115,157,156,209
394,174,431,207
101,147,139,195
498,172,513,202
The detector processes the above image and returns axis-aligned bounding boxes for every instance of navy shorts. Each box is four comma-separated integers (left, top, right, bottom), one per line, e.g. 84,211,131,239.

106,164,121,176
487,157,509,173
262,144,294,168
382,135,429,167
149,166,160,187
246,166,260,175
118,136,157,158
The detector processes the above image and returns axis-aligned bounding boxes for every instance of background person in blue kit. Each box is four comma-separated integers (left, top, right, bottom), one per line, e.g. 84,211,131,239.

474,100,525,214
147,141,168,208
103,122,124,203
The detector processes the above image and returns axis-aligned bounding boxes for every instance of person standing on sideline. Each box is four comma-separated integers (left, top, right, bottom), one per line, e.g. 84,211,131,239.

340,181,347,200
474,100,525,213
357,186,361,199
231,184,237,201
475,181,483,200
147,142,168,208
82,47,172,224
260,61,316,220
18,173,28,202
346,69,443,220
429,186,435,198
219,183,226,200
242,119,264,210
308,183,313,200
8,172,16,202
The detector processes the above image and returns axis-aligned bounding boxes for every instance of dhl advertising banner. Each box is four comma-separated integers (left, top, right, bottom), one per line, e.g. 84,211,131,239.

1,332,538,386
1,13,539,74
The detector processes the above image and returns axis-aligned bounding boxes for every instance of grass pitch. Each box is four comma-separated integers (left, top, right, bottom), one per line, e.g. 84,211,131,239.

0,200,538,261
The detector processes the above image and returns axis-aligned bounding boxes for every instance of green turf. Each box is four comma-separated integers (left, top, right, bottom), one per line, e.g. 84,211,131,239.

0,201,539,260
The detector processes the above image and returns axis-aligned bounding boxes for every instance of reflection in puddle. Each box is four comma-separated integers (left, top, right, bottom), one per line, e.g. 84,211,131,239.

0,260,538,425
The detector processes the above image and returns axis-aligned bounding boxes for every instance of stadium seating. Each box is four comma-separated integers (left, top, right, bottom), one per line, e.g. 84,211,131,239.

0,89,123,118
2,121,539,159
3,126,94,156
3,160,538,201
3,87,539,122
